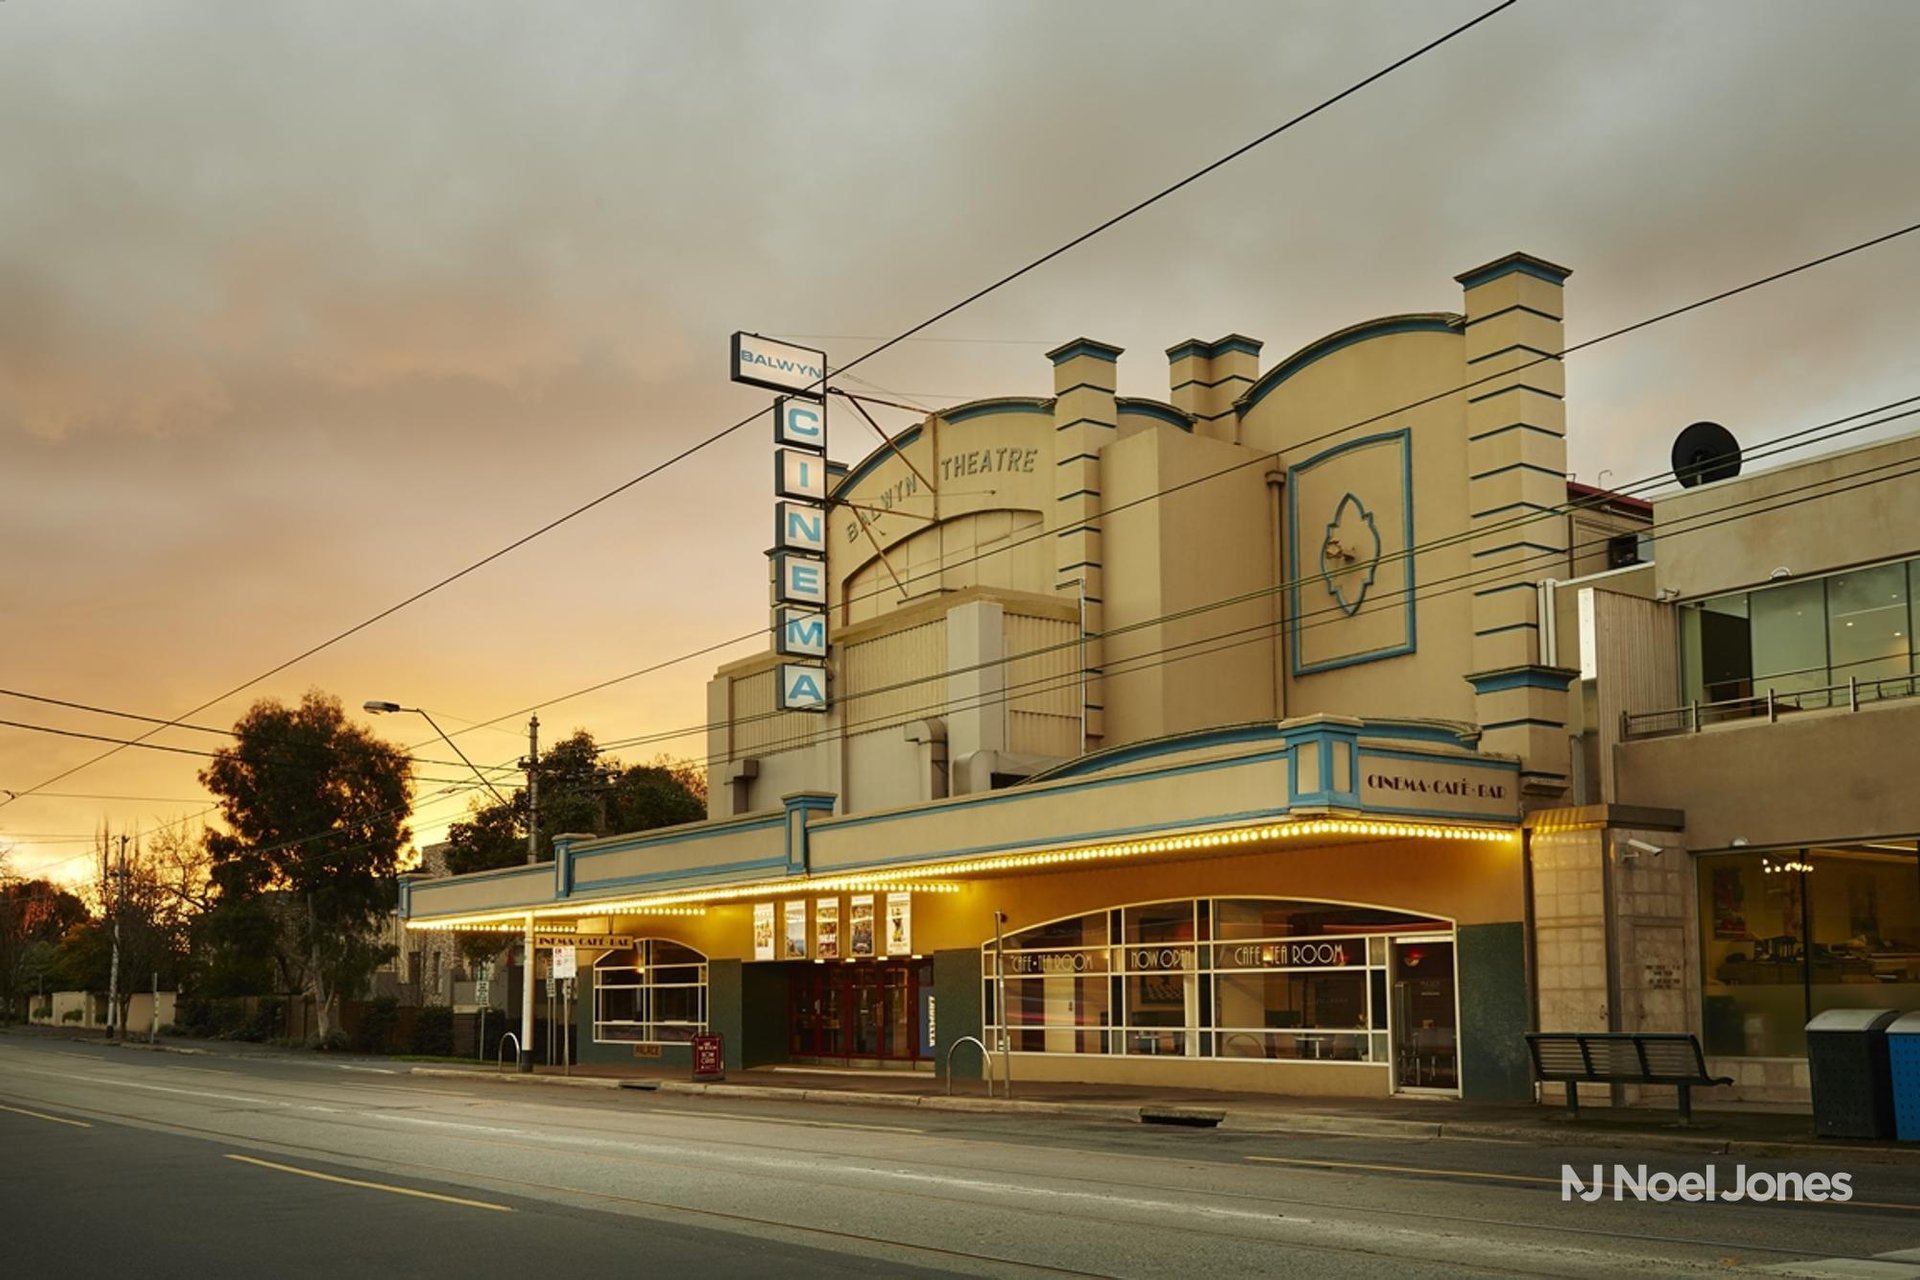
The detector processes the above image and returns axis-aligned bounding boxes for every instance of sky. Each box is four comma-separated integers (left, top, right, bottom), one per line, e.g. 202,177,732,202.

3,1,1918,885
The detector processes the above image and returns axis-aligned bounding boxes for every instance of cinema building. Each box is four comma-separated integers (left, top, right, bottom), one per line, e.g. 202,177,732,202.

402,251,1920,1107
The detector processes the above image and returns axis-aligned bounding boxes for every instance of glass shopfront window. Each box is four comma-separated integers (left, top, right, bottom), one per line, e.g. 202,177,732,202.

1680,558,1919,709
984,898,1449,1075
593,939,708,1044
1700,842,1920,1058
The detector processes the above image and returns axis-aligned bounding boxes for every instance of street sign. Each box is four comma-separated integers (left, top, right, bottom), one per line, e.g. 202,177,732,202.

551,947,577,980
691,1033,725,1082
474,980,491,1005
533,933,632,949
544,977,556,998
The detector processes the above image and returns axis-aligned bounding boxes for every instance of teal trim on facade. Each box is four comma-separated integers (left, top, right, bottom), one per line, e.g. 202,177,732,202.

1478,717,1565,731
1466,342,1559,366
1472,581,1537,599
1466,382,1562,405
832,424,924,498
1473,621,1539,637
820,807,1293,875
1239,315,1459,416
1033,724,1289,783
1166,335,1262,363
572,855,792,896
1468,461,1565,483
1463,302,1560,328
1456,255,1571,290
1467,421,1563,444
943,398,1053,425
1470,540,1564,559
1288,429,1417,677
1046,339,1123,365
1467,668,1576,695
828,747,1294,834
570,814,785,864
1357,746,1511,772
1470,500,1557,520
1054,415,1117,433
1116,398,1195,431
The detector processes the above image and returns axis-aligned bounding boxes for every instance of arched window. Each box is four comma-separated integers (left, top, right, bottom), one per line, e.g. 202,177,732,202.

983,898,1453,1068
593,940,708,1044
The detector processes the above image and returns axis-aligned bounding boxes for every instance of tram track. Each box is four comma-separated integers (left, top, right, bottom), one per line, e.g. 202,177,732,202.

0,1057,1889,1278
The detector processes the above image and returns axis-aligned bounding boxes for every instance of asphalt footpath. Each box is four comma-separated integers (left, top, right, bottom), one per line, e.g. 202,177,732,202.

11,1024,1908,1166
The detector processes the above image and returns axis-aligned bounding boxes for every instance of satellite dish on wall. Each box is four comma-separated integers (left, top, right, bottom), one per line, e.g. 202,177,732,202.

1671,421,1742,488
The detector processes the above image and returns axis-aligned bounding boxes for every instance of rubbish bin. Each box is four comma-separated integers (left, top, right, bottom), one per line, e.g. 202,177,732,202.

1806,1009,1898,1139
1887,1013,1920,1141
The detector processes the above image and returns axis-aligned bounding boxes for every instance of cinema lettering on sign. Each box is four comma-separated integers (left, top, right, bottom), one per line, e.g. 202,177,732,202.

735,335,832,713
1356,755,1518,820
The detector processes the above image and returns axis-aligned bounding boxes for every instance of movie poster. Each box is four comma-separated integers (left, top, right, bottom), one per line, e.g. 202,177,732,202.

752,902,775,961
816,899,841,960
784,900,808,960
886,891,912,956
850,894,875,958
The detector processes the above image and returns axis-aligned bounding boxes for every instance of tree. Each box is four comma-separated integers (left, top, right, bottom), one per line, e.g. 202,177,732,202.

443,731,705,876
200,691,413,1041
0,873,88,1021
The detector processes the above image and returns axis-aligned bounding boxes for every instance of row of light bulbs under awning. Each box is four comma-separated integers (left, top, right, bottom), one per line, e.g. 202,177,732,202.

406,814,1520,932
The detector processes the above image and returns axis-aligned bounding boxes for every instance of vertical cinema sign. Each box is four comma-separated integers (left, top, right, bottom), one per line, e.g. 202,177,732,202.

731,332,831,713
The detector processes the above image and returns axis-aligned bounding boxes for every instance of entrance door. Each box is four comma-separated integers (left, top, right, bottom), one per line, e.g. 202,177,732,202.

790,962,924,1064
1391,937,1458,1091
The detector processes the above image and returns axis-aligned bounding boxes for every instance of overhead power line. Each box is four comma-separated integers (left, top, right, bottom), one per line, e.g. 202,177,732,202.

0,3,1515,811
417,222,1920,754
636,433,1920,774
0,688,516,775
576,394,1920,762
28,406,1903,892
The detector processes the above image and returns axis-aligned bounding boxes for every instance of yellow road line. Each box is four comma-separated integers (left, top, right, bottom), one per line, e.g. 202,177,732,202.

225,1154,512,1212
0,1102,91,1128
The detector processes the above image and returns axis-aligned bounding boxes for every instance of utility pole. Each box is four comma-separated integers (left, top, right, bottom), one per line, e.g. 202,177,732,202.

524,715,540,865
519,715,539,1073
107,835,127,1040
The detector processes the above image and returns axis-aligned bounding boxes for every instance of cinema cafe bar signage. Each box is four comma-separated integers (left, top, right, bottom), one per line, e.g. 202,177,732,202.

732,331,831,714
1357,756,1515,821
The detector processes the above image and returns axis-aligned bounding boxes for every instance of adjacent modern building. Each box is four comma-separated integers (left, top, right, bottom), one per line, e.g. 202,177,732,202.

400,250,1919,1107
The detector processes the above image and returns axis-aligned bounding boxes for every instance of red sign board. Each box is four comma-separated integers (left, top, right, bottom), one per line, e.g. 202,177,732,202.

691,1033,725,1082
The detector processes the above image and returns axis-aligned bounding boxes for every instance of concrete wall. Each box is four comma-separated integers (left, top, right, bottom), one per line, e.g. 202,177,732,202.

1615,698,1920,850
1654,432,1920,600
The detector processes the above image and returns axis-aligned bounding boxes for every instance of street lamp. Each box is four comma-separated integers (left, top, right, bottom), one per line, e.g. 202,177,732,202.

366,699,538,1073
362,701,511,808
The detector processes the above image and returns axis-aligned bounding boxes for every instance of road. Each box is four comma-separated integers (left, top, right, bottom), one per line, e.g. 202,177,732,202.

3,1036,1919,1278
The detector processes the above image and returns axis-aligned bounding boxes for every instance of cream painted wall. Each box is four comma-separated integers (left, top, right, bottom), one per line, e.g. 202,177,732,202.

1101,425,1276,744
1237,326,1480,726
1655,432,1920,600
1615,697,1920,849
